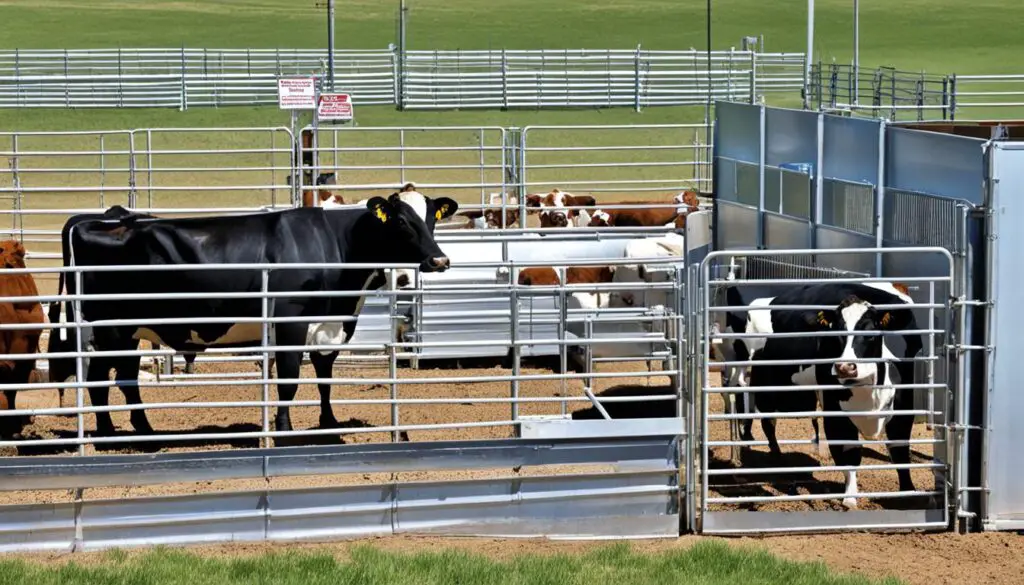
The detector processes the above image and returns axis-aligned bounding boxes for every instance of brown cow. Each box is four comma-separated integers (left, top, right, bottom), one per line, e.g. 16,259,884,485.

457,207,521,229
516,265,616,309
0,240,45,435
589,190,700,228
524,189,598,228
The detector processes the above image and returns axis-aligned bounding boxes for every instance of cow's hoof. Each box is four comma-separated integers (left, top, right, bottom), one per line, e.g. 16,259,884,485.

842,497,859,510
318,415,339,429
94,424,118,437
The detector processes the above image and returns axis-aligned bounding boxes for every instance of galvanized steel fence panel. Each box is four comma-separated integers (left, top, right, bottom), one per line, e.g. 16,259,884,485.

0,47,803,110
697,247,955,534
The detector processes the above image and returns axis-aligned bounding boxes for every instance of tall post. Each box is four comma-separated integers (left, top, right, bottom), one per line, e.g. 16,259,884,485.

327,0,336,91
853,0,860,105
704,0,712,186
397,0,408,110
804,0,815,109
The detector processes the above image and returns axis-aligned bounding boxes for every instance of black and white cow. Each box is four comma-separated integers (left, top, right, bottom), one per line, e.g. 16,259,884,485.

721,281,923,508
46,191,457,436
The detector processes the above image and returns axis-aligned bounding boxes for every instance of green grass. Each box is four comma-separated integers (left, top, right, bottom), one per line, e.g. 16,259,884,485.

0,541,906,585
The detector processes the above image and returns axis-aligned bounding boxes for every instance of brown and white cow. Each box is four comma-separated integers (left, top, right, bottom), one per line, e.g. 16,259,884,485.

589,190,700,228
524,189,597,228
0,240,45,435
516,265,616,310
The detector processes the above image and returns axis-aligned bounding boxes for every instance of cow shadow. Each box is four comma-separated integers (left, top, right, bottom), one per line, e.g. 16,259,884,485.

570,383,678,420
11,417,390,455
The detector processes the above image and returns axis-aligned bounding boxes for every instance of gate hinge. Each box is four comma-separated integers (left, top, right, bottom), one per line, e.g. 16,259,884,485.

945,343,994,355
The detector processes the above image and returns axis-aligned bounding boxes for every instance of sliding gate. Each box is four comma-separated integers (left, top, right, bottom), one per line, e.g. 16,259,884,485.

691,247,957,534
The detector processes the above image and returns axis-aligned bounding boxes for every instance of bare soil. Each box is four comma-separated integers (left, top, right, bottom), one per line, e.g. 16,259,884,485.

1,339,994,585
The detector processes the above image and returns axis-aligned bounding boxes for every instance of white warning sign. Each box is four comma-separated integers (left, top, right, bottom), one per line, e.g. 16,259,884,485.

317,93,354,122
277,77,316,110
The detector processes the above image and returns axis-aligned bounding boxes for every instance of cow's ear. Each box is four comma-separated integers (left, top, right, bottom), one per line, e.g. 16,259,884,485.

805,309,834,329
433,197,459,221
366,196,391,223
877,309,910,330
525,194,542,208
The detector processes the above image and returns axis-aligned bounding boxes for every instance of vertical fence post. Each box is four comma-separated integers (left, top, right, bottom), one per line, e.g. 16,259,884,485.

558,272,568,417
388,271,400,442
748,50,757,104
72,269,86,457
757,104,766,249
127,130,138,209
145,129,154,208
949,74,957,121
260,268,271,449
501,48,509,110
813,111,824,250
874,119,886,276
9,135,22,239
509,262,520,429
179,46,187,111
634,44,642,112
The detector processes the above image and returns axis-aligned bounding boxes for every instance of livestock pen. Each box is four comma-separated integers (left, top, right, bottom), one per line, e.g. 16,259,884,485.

1,103,1023,552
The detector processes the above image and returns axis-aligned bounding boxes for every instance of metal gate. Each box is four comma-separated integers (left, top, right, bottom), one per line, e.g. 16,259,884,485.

692,247,957,534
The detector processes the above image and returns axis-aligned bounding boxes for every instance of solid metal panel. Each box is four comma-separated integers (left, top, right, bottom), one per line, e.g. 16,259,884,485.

702,509,947,534
764,167,782,213
886,127,985,204
714,101,761,163
685,210,712,266
716,201,759,250
81,491,266,550
764,106,818,168
715,157,739,203
0,437,680,491
736,161,760,207
764,213,811,250
267,485,393,540
814,226,877,276
983,144,1024,529
822,114,880,183
0,503,76,552
519,417,683,440
394,472,678,538
780,168,812,219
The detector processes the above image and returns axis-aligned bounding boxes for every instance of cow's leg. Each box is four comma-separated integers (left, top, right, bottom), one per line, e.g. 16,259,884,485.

739,391,755,442
761,414,782,458
886,387,918,493
272,325,306,434
309,350,339,428
824,412,862,509
86,357,117,436
112,351,152,435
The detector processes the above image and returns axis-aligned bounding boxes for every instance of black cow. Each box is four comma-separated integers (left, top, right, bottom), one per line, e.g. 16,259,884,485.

47,192,457,436
725,282,923,508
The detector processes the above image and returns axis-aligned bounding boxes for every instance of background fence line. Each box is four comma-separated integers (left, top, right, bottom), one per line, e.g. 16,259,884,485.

0,47,805,110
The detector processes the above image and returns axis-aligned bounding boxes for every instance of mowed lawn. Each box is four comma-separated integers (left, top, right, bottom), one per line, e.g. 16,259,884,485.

0,541,906,585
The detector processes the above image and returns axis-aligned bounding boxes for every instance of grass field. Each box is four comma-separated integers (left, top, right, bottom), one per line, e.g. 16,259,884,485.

0,541,905,585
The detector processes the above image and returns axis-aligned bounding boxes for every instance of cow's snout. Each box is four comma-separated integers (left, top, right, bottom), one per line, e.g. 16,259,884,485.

834,362,857,379
549,213,568,227
396,272,411,288
423,256,450,272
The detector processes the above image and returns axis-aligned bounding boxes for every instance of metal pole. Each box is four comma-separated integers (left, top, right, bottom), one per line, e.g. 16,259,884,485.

804,0,815,109
853,0,860,105
327,0,336,91
397,0,407,110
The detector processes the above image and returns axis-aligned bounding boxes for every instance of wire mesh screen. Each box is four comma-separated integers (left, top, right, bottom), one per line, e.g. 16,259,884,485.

822,179,875,235
884,189,968,253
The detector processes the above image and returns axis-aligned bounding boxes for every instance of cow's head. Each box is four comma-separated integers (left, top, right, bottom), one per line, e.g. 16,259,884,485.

526,189,596,228
0,240,27,269
364,189,458,273
588,210,613,228
808,295,911,385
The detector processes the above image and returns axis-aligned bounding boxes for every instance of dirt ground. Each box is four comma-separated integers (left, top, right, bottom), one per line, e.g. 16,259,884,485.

0,330,992,585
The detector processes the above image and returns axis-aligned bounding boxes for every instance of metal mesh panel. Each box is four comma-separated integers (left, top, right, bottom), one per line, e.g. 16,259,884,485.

884,189,968,252
742,254,870,280
822,179,875,235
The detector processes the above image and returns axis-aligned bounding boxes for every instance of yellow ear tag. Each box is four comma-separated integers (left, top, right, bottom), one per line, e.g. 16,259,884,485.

375,206,388,223
880,312,892,327
817,311,830,327
435,204,449,221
